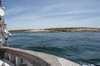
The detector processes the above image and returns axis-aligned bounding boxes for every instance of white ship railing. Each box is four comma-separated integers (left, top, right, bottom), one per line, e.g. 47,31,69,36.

0,47,80,66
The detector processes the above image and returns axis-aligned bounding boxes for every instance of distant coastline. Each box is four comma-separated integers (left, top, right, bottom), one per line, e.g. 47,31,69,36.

9,27,100,33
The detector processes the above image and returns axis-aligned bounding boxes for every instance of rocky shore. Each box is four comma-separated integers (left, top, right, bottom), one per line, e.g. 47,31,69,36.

9,27,100,33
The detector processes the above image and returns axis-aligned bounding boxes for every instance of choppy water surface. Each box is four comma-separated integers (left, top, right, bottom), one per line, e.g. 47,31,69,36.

6,32,100,66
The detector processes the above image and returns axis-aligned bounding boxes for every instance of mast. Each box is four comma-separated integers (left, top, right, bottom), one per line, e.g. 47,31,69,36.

0,0,11,47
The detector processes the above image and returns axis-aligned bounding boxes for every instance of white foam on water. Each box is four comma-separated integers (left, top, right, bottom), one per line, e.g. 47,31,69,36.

57,58,80,66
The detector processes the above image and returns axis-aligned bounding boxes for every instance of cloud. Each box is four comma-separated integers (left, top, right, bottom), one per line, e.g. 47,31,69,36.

4,0,100,30
7,16,100,30
7,8,99,22
41,3,66,12
5,6,29,15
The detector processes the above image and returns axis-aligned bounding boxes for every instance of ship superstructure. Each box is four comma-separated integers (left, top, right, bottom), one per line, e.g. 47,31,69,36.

0,0,11,47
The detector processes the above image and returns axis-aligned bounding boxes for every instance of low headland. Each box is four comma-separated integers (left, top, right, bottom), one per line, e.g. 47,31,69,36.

9,27,100,33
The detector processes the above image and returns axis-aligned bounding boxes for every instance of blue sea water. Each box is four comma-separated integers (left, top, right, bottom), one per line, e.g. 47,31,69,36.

4,32,100,66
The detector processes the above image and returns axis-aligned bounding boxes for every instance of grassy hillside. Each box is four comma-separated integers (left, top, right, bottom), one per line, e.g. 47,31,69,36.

9,27,100,33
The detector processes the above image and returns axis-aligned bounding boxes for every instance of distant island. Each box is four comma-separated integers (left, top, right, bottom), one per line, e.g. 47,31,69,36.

9,27,100,33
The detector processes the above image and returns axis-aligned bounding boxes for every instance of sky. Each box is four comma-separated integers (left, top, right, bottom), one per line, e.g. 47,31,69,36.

2,0,100,30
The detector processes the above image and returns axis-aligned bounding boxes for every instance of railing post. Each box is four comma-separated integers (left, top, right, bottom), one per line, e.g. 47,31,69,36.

16,56,21,66
8,54,11,61
11,55,16,64
0,48,5,59
0,39,3,47
4,52,8,59
0,51,4,59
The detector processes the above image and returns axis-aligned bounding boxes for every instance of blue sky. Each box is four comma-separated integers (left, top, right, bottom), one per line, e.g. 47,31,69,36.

2,0,100,30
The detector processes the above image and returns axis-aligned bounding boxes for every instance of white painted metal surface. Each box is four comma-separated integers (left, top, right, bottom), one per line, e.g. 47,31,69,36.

0,59,14,66
0,8,4,17
0,47,81,66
